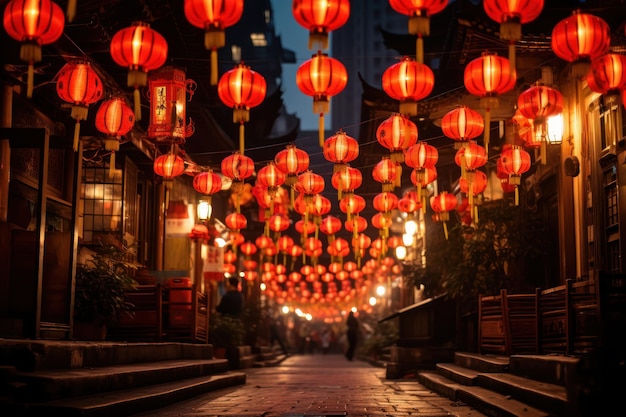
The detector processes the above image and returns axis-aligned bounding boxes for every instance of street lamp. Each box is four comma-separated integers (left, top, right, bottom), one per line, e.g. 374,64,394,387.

197,199,212,222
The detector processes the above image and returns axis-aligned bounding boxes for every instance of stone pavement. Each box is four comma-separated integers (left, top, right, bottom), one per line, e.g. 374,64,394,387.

130,354,486,417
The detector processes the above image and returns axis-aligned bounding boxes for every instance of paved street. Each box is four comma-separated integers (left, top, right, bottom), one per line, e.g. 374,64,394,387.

131,354,486,417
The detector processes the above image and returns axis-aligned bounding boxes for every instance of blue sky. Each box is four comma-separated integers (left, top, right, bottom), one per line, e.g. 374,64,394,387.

271,0,324,131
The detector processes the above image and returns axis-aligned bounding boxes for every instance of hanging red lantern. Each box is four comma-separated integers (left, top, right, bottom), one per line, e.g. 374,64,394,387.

147,66,196,144
268,214,291,234
296,51,348,146
320,215,342,245
292,0,350,50
455,142,487,178
373,192,399,213
3,0,65,98
587,53,626,102
184,0,243,85
376,113,418,170
193,170,222,206
218,62,267,155
294,170,325,197
276,235,295,253
240,241,257,257
221,151,255,182
331,166,362,200
110,22,168,120
275,144,310,187
339,194,366,220
257,162,286,200
460,169,488,222
225,212,247,231
256,235,274,250
309,194,331,219
483,0,544,72
398,191,420,213
500,145,531,205
154,153,185,181
551,10,610,79
372,157,398,192
411,165,437,211
382,57,434,116
404,141,438,170
512,109,534,146
345,216,367,234
517,83,563,163
95,97,135,179
464,51,516,151
323,129,359,173
441,105,484,149
389,0,448,63
430,191,458,239
295,219,316,236
56,61,103,151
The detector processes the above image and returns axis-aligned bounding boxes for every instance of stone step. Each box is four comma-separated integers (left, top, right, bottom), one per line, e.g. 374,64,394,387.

418,371,551,417
11,372,246,417
454,351,510,373
12,358,230,401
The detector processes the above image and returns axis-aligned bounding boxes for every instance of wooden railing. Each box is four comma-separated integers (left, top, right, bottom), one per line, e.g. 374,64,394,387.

108,282,209,343
478,274,624,356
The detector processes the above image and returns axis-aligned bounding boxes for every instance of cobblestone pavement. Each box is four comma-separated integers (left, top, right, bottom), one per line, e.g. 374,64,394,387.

131,354,486,417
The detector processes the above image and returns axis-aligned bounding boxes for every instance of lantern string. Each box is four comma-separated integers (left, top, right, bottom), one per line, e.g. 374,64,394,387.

210,50,218,86
73,121,81,152
133,88,142,121
27,64,35,98
239,123,245,155
319,114,325,147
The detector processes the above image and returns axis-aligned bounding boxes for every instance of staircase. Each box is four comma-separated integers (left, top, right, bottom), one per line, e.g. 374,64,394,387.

417,352,581,417
0,339,246,417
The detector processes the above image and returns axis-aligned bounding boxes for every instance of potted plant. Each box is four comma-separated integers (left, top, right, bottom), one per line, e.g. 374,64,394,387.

73,238,139,340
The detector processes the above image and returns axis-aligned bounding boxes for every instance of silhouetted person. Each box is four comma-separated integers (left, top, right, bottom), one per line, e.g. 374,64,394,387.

270,316,289,355
345,311,359,361
216,277,244,317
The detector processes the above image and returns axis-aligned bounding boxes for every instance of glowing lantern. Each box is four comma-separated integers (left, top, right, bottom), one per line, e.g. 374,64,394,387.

275,144,310,187
276,235,295,253
410,165,437,209
147,66,196,144
459,169,488,222
295,170,325,198
256,235,273,250
331,166,362,200
221,151,255,213
499,145,531,205
441,105,484,149
193,170,222,206
154,153,185,181
292,0,350,50
389,0,448,63
517,83,563,163
512,109,534,146
376,114,418,181
373,192,399,213
295,220,316,236
344,215,367,234
454,142,487,180
398,192,420,213
3,0,65,98
463,51,516,151
95,97,135,179
483,0,544,72
320,215,342,244
404,140,438,200
551,10,610,79
225,212,247,231
339,194,365,221
323,130,359,173
382,57,434,116
429,191,458,240
110,22,168,120
240,241,257,257
268,214,291,234
296,51,347,146
218,62,267,155
257,162,286,200
55,61,103,151
372,157,397,192
184,0,243,85
587,53,626,102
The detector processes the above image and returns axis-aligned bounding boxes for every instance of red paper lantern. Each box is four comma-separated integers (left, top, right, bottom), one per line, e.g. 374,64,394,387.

345,216,367,234
221,152,255,181
256,235,274,250
154,153,185,181
410,166,437,187
184,0,243,85
309,194,331,218
398,193,420,213
455,142,487,172
376,113,418,166
218,62,266,154
404,141,438,170
95,97,135,179
268,214,291,233
3,0,65,97
110,22,168,120
240,241,257,256
371,212,393,230
320,215,342,237
331,166,362,199
294,170,325,196
193,170,223,204
483,0,544,71
551,10,610,78
296,51,347,146
430,191,458,239
382,57,434,116
587,53,626,99
257,162,286,199
56,61,103,151
275,144,310,186
292,0,350,50
389,0,448,63
373,192,399,213
372,157,398,192
464,51,516,151
460,169,488,195
323,130,359,173
224,250,237,264
225,212,247,230
276,236,295,253
295,220,316,236
339,194,366,217
500,145,531,184
441,105,484,148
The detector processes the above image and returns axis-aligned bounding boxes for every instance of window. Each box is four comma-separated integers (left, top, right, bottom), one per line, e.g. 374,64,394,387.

81,166,123,243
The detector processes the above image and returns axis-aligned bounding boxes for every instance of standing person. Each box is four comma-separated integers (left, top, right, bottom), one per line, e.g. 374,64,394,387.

345,311,359,361
269,315,289,356
216,277,244,317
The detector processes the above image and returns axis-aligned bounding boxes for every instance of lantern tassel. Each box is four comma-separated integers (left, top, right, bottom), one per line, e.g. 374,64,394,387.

133,88,142,121
515,186,519,206
109,152,116,180
443,221,449,240
484,108,491,152
27,64,34,98
417,36,424,65
239,123,245,154
319,114,325,147
210,49,218,86
541,140,547,165
508,43,516,75
67,0,77,22
73,121,81,152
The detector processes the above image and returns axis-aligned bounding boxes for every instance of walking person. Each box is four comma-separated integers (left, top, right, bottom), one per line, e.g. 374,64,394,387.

270,315,289,355
345,311,359,361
